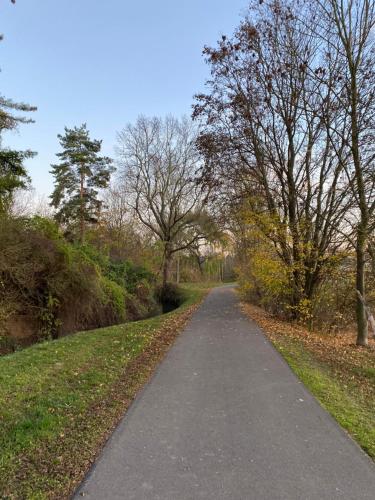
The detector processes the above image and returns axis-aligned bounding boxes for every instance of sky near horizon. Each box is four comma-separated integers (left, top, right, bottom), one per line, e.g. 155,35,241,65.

1,0,248,197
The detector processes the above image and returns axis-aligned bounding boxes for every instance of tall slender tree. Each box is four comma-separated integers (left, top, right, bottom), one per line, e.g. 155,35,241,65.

313,0,375,345
50,124,114,242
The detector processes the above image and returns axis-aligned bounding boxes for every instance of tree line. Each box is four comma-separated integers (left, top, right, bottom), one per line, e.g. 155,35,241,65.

0,4,226,349
2,0,375,347
193,0,375,346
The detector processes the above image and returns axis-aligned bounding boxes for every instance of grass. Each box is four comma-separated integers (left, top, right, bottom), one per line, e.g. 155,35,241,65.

242,302,375,460
0,284,208,499
275,336,375,458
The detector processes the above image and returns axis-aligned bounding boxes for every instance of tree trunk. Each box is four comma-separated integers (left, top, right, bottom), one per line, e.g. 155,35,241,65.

80,172,85,244
356,229,368,346
349,67,369,346
162,243,172,288
176,255,180,284
196,254,204,276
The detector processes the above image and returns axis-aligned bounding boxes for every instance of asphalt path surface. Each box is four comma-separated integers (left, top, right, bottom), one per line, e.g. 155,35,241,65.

75,286,375,499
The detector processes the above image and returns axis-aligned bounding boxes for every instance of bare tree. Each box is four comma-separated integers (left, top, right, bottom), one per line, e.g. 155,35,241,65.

194,0,352,317
102,184,129,235
313,0,375,345
10,189,53,218
116,116,209,287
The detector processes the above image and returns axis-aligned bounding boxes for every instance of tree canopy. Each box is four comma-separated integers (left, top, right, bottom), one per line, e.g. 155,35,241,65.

50,124,114,241
117,115,214,286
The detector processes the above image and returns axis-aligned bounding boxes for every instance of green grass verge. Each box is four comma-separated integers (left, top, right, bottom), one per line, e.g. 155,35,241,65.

0,285,207,499
272,336,375,459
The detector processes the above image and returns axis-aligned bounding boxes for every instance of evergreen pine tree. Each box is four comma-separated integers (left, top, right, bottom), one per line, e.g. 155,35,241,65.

50,124,114,241
0,148,35,213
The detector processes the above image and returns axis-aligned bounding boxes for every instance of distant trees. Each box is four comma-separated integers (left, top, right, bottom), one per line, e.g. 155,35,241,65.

50,124,114,242
117,116,211,287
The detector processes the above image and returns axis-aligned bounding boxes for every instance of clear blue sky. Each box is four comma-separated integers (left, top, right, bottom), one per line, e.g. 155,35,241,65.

1,0,248,196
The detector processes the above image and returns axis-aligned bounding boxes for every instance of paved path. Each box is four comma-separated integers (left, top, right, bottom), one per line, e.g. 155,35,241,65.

75,286,375,500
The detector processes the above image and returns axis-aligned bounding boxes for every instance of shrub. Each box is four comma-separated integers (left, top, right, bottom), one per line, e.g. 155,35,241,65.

107,261,155,294
0,216,157,349
0,216,103,339
237,240,292,316
100,277,127,324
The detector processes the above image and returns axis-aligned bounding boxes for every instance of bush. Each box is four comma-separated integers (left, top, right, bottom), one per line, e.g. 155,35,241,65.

107,261,155,294
0,216,101,340
99,277,127,324
236,239,292,316
236,224,358,332
125,279,161,320
0,215,158,350
310,256,356,332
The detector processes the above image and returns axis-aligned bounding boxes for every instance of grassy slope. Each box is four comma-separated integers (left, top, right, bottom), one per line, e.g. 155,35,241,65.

0,285,208,499
242,302,375,460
